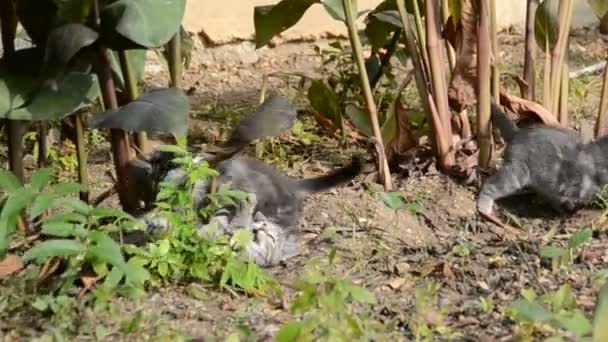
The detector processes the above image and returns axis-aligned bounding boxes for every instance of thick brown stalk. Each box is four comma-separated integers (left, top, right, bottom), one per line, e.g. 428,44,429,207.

477,0,492,168
441,0,456,69
342,0,392,190
37,123,48,167
168,31,183,88
549,0,573,114
7,120,26,182
396,0,436,154
118,50,148,154
490,0,499,100
95,45,131,211
425,0,454,169
74,111,89,202
558,62,569,126
523,0,538,100
595,54,608,138
542,41,552,109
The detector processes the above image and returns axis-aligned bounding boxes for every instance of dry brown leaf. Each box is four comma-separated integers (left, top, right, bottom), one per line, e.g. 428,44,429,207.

385,99,417,164
0,254,23,276
38,256,63,283
9,233,40,251
79,274,101,297
442,261,456,286
499,92,563,128
387,277,407,290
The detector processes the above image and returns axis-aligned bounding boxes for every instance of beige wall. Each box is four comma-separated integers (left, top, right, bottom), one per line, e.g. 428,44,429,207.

183,0,598,45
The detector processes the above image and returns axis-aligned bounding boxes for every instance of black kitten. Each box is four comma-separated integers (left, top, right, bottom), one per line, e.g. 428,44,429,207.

477,102,608,225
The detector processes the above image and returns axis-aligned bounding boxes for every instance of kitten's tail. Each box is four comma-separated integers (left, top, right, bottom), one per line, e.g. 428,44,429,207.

295,156,363,193
491,100,519,143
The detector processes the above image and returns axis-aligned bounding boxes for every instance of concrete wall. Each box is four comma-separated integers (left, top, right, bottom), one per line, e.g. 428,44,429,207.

183,0,599,45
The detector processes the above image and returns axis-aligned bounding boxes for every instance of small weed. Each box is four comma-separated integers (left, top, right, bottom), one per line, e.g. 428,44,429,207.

410,281,461,341
539,227,593,272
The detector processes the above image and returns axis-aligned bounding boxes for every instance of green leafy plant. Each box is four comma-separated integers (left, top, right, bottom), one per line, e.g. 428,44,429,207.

275,249,397,341
539,227,593,271
124,138,280,296
507,283,593,340
409,281,461,341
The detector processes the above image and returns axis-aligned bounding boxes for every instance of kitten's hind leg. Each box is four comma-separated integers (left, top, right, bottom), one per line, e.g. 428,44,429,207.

478,162,530,227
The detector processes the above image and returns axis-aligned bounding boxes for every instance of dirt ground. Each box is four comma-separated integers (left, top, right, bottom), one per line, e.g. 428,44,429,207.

2,26,608,341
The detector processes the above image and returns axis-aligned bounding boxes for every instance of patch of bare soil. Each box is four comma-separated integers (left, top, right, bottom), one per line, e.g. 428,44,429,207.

3,27,608,341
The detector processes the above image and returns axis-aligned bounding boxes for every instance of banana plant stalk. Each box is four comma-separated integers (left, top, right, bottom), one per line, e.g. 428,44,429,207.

549,0,573,115
425,0,454,169
441,0,456,69
342,0,392,190
490,0,499,100
37,123,48,167
74,112,89,202
168,30,183,88
411,0,430,75
523,0,537,100
477,0,492,168
558,61,569,126
595,54,608,138
118,50,148,154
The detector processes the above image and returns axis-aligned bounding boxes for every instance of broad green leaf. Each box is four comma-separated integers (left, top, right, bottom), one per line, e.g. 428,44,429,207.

254,0,319,49
58,197,91,215
0,169,22,193
378,191,406,209
510,299,553,322
106,49,147,92
550,283,574,312
371,10,402,27
88,231,127,270
345,103,373,137
593,281,608,341
346,283,377,304
29,193,56,219
89,88,189,135
553,311,592,337
157,261,169,277
1,187,37,223
534,0,559,52
41,212,87,225
41,23,99,81
100,0,186,48
29,168,53,191
90,207,131,219
568,227,593,249
540,246,567,258
55,0,95,23
22,239,84,263
321,0,355,22
231,229,254,250
308,80,343,127
275,321,303,342
41,222,79,237
50,183,83,195
102,266,124,290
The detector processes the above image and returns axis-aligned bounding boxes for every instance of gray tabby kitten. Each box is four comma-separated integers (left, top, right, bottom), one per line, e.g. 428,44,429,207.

477,102,608,226
144,155,362,266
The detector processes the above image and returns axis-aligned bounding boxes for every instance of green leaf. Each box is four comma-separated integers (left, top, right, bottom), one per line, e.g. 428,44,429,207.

41,222,79,237
29,193,56,219
157,261,169,277
90,207,131,220
534,0,559,52
448,0,463,26
58,197,91,215
22,239,84,263
553,311,592,337
378,191,406,209
50,183,83,195
510,299,553,322
587,0,608,19
89,88,189,135
540,246,567,258
0,169,22,193
308,80,343,127
41,23,99,81
100,0,186,49
0,48,99,121
345,103,373,137
346,283,377,304
56,0,95,23
254,0,319,49
89,231,127,270
102,266,124,290
593,281,608,342
275,321,303,342
29,168,53,191
107,49,147,92
1,187,37,223
41,212,88,225
568,227,593,249
321,0,354,22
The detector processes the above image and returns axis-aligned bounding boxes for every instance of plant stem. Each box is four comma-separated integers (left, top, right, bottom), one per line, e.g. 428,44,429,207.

168,30,183,88
523,0,537,100
342,0,392,190
6,119,26,182
411,0,430,75
558,61,569,126
490,0,499,100
118,50,148,154
549,0,573,114
595,54,608,138
37,123,48,167
74,112,89,202
477,0,492,168
425,0,454,170
542,39,552,109
95,45,132,211
441,0,456,69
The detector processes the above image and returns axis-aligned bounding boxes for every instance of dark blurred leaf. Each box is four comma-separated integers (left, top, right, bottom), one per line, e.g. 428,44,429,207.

308,80,342,127
275,321,303,342
29,168,53,191
534,0,559,52
15,0,59,46
321,0,354,22
55,0,95,23
100,0,186,49
89,231,127,271
510,299,553,322
345,103,372,136
553,311,592,337
539,246,566,258
41,23,99,81
254,0,319,49
0,169,22,193
107,49,146,92
89,88,189,135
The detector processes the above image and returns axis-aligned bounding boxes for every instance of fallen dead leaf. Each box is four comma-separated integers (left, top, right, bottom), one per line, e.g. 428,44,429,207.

385,99,417,164
79,274,101,297
387,277,407,290
443,262,456,286
0,254,23,276
38,257,63,283
499,92,564,128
